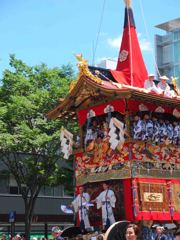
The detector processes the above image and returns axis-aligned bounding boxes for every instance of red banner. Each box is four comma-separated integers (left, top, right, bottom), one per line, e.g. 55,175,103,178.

128,100,174,113
77,99,125,126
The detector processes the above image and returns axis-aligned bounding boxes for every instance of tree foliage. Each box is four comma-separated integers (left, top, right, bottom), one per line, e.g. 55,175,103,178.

0,55,77,238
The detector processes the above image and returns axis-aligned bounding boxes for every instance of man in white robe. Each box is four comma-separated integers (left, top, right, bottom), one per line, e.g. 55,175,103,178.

144,74,161,94
92,182,116,229
157,75,176,97
71,186,91,230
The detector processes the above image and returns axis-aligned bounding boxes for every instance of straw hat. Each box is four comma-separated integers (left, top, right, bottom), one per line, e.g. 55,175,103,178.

160,75,169,81
148,73,155,77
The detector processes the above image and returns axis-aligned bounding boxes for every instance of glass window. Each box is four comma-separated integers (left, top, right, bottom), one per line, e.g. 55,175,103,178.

39,186,45,196
9,186,19,194
162,44,172,64
0,174,9,193
174,31,180,41
54,185,64,197
44,186,54,196
174,41,180,62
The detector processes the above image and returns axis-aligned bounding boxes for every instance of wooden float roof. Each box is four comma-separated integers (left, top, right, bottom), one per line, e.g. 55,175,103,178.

47,56,180,120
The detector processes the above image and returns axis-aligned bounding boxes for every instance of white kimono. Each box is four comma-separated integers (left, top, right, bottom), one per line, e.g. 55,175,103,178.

72,193,91,229
96,189,116,227
144,80,161,94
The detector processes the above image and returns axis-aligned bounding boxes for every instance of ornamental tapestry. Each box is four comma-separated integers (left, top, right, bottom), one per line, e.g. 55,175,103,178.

138,182,169,212
132,160,179,179
131,142,180,163
75,143,131,185
173,183,180,212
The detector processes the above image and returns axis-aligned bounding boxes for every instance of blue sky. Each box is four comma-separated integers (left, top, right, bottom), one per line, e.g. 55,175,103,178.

0,0,179,76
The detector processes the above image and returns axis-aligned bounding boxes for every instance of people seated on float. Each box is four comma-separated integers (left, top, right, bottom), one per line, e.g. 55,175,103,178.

172,120,180,146
132,115,143,140
132,112,179,145
152,115,160,143
165,119,174,144
157,76,170,92
157,75,177,98
158,118,167,143
85,119,99,150
142,113,153,141
144,73,161,94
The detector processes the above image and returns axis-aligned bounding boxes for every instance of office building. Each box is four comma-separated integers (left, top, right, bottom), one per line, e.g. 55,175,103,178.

155,18,180,86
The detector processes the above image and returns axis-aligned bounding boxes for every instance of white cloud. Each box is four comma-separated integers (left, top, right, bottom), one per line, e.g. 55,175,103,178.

107,33,152,52
107,35,122,48
96,56,117,62
139,38,152,51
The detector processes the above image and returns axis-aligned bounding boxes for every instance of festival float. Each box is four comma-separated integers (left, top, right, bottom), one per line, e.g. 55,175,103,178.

47,0,180,236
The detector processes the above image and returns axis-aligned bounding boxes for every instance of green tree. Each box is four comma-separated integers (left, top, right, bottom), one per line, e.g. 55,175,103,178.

0,55,76,239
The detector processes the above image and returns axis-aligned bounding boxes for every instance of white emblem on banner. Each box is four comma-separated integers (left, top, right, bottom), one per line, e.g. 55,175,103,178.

60,127,74,159
119,50,128,62
109,117,125,150
144,192,163,202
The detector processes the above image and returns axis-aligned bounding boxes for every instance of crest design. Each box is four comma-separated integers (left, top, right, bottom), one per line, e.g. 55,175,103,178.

155,106,165,113
173,108,180,118
104,105,114,113
87,110,96,119
139,103,148,111
119,50,129,62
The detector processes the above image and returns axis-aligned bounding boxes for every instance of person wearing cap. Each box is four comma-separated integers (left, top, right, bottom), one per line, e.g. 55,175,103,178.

71,185,91,230
155,225,167,240
51,226,64,240
144,74,161,94
157,76,170,91
14,234,21,240
157,76,176,98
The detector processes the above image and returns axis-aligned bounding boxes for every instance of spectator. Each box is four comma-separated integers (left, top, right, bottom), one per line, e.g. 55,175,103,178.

1,234,6,240
125,223,140,240
51,226,64,240
175,231,180,240
155,225,167,240
15,235,21,240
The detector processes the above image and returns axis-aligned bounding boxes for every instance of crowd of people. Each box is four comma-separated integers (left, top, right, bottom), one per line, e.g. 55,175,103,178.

0,220,179,240
132,113,180,146
82,109,180,153
48,224,180,240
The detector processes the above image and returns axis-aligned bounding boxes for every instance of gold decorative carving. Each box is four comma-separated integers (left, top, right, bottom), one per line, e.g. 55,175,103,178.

171,76,180,96
69,80,78,92
75,54,103,85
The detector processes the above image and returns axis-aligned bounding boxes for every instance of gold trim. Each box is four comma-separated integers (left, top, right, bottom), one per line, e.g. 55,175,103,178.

75,54,103,85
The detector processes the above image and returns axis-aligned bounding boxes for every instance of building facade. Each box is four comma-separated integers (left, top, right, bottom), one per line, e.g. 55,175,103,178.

155,18,180,86
0,161,73,235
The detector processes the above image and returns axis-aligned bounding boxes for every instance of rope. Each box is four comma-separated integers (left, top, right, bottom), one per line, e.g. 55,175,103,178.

138,0,161,77
92,0,106,65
